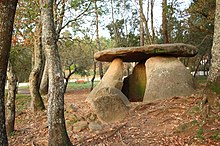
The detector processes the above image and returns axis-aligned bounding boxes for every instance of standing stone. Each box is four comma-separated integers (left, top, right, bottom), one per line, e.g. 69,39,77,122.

91,87,130,123
143,56,195,102
122,62,146,101
87,58,124,103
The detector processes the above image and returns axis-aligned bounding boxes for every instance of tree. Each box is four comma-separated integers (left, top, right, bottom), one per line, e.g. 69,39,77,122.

29,23,45,112
162,0,169,43
139,0,144,46
150,0,155,43
94,0,103,79
186,0,215,74
205,0,220,108
40,0,72,145
59,32,93,92
40,0,92,95
0,0,18,145
6,61,17,134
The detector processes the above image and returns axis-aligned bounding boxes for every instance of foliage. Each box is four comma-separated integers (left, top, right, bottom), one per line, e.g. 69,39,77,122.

186,0,215,50
59,31,94,76
10,46,32,82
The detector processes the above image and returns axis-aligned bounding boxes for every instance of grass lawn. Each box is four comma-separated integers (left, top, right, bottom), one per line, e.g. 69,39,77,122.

67,81,99,91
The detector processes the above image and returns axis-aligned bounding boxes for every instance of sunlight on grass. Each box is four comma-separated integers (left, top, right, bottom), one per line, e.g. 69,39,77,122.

67,81,99,90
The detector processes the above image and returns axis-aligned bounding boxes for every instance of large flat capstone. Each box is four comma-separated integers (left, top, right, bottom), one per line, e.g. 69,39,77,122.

94,43,198,62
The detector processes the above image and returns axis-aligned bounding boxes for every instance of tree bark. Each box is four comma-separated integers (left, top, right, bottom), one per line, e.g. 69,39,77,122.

205,0,220,108
139,0,144,46
40,0,72,145
140,0,151,44
40,60,49,95
29,24,45,112
0,0,18,145
162,0,169,43
6,61,17,134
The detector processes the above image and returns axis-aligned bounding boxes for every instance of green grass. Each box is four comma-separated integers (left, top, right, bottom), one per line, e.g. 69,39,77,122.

67,81,99,90
197,126,205,140
210,82,220,94
212,130,220,140
194,76,207,84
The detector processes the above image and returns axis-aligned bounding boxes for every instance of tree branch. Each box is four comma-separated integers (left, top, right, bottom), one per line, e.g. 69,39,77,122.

57,2,92,37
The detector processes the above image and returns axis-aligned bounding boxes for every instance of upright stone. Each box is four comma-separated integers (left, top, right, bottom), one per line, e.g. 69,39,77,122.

122,62,146,101
91,87,130,123
143,56,195,102
87,58,124,103
87,58,130,123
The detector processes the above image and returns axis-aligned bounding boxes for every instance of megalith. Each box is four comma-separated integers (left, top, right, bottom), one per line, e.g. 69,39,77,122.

87,58,130,123
143,56,195,102
87,43,198,122
87,58,124,103
91,87,130,123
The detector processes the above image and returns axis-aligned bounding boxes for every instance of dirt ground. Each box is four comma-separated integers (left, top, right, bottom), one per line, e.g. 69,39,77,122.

9,86,220,146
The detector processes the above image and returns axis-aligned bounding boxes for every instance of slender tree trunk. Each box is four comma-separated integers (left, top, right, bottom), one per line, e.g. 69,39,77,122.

139,0,144,46
205,0,220,109
162,0,169,43
140,0,151,44
0,1,17,145
63,65,77,93
29,24,45,112
111,0,120,47
40,0,72,145
6,61,17,134
123,0,128,45
94,0,103,79
91,61,97,91
150,0,155,43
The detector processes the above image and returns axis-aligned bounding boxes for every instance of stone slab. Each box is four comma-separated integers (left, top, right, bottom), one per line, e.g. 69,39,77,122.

95,43,198,62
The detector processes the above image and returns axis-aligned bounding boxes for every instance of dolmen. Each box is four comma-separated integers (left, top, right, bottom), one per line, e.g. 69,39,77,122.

87,43,198,123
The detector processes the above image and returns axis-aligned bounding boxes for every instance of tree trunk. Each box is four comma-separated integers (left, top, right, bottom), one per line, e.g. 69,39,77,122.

6,61,17,134
111,0,120,47
139,0,144,46
94,0,103,79
40,0,72,145
150,0,155,43
91,61,97,91
29,24,45,112
40,60,49,95
205,0,220,108
0,1,17,145
123,0,128,45
63,65,77,93
140,0,151,44
162,0,169,43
